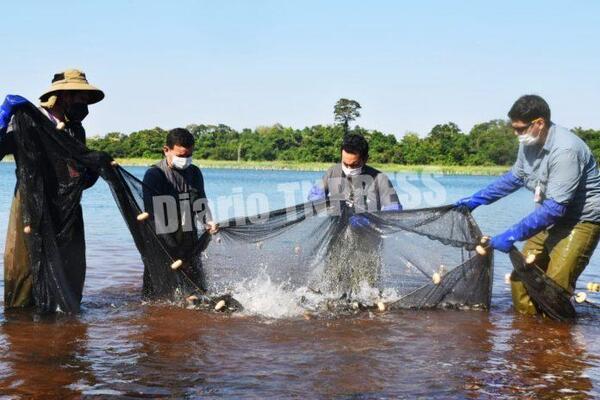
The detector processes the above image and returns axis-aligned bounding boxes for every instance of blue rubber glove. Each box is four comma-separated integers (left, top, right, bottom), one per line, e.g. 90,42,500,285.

382,202,402,211
490,199,567,252
350,214,370,228
307,184,326,201
0,95,29,132
455,171,524,211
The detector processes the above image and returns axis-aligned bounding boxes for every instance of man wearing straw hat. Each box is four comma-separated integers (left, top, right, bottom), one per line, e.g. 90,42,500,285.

0,69,104,309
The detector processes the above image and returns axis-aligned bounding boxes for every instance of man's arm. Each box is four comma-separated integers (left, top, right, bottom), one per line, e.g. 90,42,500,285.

377,173,402,211
307,168,331,202
455,171,524,211
489,150,579,252
192,168,217,232
308,175,328,201
142,167,162,214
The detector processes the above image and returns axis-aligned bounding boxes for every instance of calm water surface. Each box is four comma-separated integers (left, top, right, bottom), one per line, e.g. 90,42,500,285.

0,163,599,399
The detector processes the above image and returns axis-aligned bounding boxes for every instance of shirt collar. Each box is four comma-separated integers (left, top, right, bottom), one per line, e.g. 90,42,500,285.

543,123,556,152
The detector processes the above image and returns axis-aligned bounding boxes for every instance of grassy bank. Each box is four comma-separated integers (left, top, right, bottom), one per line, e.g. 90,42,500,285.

111,158,509,175
2,155,509,175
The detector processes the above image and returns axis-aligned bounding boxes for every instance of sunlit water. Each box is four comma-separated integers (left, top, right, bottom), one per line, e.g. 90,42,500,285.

0,162,599,399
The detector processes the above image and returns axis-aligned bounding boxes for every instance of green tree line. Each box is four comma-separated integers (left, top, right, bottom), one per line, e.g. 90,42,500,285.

87,121,600,166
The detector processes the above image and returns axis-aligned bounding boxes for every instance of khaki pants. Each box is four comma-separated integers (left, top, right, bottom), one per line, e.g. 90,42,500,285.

511,221,600,315
3,190,33,308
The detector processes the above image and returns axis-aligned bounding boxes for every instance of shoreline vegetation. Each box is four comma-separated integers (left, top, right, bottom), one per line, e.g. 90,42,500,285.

83,120,598,176
3,105,597,177
1,156,509,175
115,158,511,175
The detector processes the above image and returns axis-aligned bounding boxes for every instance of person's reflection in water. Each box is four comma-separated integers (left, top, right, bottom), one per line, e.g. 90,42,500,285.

0,311,94,398
501,315,593,398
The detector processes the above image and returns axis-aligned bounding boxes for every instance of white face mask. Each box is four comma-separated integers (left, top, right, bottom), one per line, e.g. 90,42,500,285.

342,164,362,177
171,155,193,170
518,129,542,146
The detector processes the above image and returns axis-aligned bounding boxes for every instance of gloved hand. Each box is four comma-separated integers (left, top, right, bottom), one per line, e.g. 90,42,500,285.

350,214,370,228
0,95,29,131
307,184,326,201
489,199,567,253
382,202,402,212
455,171,524,211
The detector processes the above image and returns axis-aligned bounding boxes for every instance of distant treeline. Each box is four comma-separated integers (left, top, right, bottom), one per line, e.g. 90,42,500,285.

87,121,600,166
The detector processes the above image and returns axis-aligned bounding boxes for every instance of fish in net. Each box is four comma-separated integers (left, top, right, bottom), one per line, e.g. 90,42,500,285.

11,100,593,320
196,202,494,313
107,160,496,314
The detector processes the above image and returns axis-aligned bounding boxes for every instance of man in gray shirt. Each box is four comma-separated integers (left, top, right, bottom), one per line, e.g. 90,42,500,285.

308,133,401,295
308,133,401,216
456,95,600,315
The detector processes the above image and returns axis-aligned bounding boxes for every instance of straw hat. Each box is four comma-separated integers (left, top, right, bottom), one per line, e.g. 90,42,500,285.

39,69,104,106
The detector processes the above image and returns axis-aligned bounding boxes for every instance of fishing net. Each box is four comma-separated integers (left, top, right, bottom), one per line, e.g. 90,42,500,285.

201,203,493,312
7,102,495,315
8,103,112,313
12,100,599,320
509,249,600,322
7,103,209,313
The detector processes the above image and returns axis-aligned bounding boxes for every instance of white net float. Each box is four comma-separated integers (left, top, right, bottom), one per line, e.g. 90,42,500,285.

214,299,226,311
574,292,587,303
136,212,150,221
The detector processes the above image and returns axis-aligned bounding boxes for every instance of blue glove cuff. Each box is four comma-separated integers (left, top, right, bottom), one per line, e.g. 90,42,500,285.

491,199,567,252
307,184,326,201
382,203,402,212
456,171,524,211
0,95,30,131
350,214,370,228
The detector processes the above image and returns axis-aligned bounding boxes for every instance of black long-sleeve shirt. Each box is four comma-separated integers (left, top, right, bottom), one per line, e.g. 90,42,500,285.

142,163,209,216
142,162,212,249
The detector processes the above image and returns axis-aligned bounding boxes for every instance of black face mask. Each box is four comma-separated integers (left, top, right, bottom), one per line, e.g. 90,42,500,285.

64,103,89,122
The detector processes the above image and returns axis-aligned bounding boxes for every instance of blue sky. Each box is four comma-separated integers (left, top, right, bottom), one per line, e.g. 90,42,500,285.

2,1,599,137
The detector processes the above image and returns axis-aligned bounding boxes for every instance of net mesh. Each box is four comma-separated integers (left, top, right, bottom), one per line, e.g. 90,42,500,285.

11,102,595,321
509,249,600,322
200,203,493,311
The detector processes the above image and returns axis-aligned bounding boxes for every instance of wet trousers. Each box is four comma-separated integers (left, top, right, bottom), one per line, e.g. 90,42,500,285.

3,190,33,308
511,221,600,315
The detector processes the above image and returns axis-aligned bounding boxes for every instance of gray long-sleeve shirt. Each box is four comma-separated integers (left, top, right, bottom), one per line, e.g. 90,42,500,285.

511,124,600,223
322,163,401,212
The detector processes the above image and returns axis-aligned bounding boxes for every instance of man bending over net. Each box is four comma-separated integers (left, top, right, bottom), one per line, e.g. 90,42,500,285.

456,95,600,316
307,133,402,296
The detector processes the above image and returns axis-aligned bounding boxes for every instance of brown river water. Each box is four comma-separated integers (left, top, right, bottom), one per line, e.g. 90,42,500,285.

1,166,599,399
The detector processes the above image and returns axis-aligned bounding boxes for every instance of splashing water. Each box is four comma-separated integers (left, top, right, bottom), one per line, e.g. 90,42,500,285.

226,269,403,319
231,272,305,318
